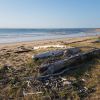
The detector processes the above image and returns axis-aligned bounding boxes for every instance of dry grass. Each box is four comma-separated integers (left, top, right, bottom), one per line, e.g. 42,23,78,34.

0,36,100,100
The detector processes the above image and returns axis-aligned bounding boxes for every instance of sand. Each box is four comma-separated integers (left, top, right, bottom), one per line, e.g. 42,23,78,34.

0,35,99,49
0,35,100,99
0,35,99,67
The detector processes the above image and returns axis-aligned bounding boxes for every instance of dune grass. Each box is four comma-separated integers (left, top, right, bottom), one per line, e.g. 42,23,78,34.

0,36,100,99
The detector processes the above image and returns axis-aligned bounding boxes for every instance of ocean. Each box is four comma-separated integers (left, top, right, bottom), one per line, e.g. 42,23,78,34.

0,28,100,43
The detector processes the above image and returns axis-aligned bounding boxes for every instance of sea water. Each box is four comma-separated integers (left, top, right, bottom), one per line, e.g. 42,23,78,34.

0,28,99,43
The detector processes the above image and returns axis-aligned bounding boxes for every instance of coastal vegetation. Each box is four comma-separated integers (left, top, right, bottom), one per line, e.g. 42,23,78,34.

0,36,100,100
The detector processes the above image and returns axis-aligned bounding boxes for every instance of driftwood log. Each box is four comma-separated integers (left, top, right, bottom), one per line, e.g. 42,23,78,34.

14,47,33,53
32,47,81,60
39,48,100,77
33,45,67,50
23,48,100,81
92,40,100,43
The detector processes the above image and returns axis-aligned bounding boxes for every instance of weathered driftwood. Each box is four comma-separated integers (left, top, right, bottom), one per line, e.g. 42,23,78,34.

33,44,67,50
32,47,81,60
39,49,100,76
23,91,43,96
14,46,34,53
64,38,97,45
35,48,100,80
37,65,80,81
92,40,100,43
23,59,95,81
14,49,33,53
32,50,64,60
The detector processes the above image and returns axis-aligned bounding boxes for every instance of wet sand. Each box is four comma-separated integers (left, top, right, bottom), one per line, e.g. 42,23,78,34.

0,35,99,49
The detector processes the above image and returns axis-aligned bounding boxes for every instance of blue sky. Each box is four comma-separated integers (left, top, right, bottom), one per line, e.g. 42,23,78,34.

0,0,100,28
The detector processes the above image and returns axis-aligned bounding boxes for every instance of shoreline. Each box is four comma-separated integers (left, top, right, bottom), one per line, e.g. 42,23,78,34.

0,35,100,49
0,32,100,44
0,34,99,67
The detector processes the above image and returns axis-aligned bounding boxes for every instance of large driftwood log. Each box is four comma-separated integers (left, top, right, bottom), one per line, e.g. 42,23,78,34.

39,49,100,76
32,50,64,60
23,48,100,81
37,65,80,81
32,47,81,60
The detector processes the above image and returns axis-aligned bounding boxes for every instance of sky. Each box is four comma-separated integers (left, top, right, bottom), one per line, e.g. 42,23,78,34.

0,0,100,28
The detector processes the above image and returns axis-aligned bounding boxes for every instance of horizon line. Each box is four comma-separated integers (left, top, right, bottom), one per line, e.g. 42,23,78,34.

0,27,100,29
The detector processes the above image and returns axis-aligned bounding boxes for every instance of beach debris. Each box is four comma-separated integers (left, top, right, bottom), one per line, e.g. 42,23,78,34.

38,48,100,79
0,63,97,99
0,41,99,99
32,49,64,60
21,77,96,99
26,80,31,87
61,77,67,81
65,47,81,55
92,39,100,43
33,44,67,50
23,89,43,96
32,47,81,60
14,46,33,53
81,79,86,82
63,80,71,86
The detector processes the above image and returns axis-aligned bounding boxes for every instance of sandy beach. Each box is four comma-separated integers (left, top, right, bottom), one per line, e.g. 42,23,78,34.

0,35,100,99
0,35,99,67
0,35,99,49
